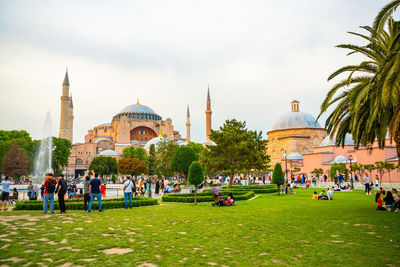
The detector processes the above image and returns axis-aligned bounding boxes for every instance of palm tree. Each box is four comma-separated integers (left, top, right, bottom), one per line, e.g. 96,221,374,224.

318,19,400,162
373,0,400,34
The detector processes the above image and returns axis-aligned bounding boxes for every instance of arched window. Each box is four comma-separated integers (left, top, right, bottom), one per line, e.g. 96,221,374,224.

76,158,83,164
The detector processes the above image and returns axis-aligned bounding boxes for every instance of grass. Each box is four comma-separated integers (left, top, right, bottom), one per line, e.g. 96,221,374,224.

0,189,399,266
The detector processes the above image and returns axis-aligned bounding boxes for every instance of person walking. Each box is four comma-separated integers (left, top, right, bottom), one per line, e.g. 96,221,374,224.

363,174,371,195
88,173,102,213
43,173,57,214
147,179,151,198
55,174,67,213
0,176,14,211
27,181,33,200
123,177,133,209
83,173,91,212
155,179,160,195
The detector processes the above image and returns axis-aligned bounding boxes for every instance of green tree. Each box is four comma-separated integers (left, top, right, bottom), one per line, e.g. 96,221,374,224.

364,164,376,179
375,161,396,184
373,0,400,35
171,146,198,184
188,161,204,205
351,163,365,179
203,119,269,188
118,158,148,177
148,144,156,176
318,13,400,163
311,168,323,179
154,139,178,177
121,146,148,164
52,137,72,176
2,143,29,182
330,163,346,181
272,163,285,196
89,156,118,178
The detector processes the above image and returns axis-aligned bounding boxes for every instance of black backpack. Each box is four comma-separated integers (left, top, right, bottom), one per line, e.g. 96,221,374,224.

46,179,56,193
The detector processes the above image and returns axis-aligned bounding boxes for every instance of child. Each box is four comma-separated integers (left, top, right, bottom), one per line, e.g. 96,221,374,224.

384,191,395,211
312,192,318,200
376,192,386,211
226,196,233,206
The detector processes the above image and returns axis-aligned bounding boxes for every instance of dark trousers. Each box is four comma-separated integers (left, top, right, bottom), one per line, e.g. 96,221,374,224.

84,193,90,211
58,191,66,212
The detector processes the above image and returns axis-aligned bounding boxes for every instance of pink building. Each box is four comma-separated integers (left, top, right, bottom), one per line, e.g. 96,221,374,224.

281,134,400,183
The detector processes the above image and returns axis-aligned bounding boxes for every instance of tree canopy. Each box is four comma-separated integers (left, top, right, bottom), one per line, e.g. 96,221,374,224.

330,163,346,181
52,137,72,176
118,158,148,177
121,146,148,164
171,146,197,183
89,156,118,177
272,163,284,196
154,139,177,177
2,143,29,180
188,161,204,205
204,119,269,188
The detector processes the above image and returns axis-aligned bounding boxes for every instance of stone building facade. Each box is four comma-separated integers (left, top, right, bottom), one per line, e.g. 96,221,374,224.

267,100,327,166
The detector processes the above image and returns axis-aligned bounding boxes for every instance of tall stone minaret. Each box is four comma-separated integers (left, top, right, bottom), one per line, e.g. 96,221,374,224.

186,104,191,142
67,94,74,142
205,85,212,144
59,69,73,142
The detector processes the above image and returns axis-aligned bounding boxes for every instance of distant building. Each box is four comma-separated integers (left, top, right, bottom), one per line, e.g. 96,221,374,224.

58,71,213,177
268,100,400,183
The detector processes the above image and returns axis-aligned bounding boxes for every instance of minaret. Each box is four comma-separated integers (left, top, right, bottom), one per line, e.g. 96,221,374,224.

67,94,74,142
59,69,73,142
205,84,212,144
186,104,191,142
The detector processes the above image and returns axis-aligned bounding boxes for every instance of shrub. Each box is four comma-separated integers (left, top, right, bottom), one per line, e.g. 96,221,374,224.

15,197,158,210
162,191,255,203
272,163,285,196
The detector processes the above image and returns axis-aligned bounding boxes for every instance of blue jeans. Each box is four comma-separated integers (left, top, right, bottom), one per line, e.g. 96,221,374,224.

124,192,132,208
88,193,102,211
43,193,54,213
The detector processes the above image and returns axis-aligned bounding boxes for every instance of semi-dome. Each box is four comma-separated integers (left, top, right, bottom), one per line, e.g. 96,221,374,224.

272,101,321,131
333,155,349,163
144,136,168,151
320,133,354,147
114,100,162,121
99,150,120,156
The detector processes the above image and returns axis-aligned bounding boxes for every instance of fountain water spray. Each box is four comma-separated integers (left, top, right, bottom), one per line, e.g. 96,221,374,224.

33,112,53,184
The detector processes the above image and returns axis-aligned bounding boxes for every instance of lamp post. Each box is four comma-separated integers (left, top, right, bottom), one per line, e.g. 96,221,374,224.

283,151,288,194
348,154,353,189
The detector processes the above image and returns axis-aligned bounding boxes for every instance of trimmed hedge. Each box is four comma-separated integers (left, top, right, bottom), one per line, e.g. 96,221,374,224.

17,197,148,205
15,198,158,210
162,191,255,203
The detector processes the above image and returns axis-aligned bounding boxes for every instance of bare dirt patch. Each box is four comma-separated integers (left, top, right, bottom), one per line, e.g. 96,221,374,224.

271,259,281,263
331,240,344,243
0,257,24,263
178,232,187,235
102,248,133,255
258,252,270,256
137,263,157,267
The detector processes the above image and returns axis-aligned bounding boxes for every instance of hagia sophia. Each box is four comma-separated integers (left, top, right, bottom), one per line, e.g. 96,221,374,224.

59,70,212,176
59,70,400,182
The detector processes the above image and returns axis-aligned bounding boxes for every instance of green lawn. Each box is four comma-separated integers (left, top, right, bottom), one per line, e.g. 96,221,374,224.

0,189,399,266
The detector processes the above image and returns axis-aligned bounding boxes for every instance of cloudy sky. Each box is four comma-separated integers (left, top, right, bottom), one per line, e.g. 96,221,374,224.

0,0,387,144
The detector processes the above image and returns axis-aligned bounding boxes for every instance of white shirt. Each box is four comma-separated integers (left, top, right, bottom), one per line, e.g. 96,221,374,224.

327,189,334,200
123,180,133,193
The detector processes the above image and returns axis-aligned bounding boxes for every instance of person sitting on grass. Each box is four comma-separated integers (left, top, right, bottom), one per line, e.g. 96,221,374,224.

164,185,172,194
226,196,233,206
312,191,318,200
318,190,328,200
379,187,386,196
392,189,399,212
227,192,235,205
376,192,386,211
327,188,334,200
383,191,395,211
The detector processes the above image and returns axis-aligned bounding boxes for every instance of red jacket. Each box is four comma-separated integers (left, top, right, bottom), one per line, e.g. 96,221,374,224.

43,177,57,194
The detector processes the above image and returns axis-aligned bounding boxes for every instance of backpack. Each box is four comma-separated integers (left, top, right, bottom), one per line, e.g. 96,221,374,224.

46,179,56,193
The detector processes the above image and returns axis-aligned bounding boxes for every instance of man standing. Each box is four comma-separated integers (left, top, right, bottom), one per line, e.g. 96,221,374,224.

43,173,57,214
55,174,67,213
363,174,370,195
88,173,102,213
83,173,91,211
0,176,14,211
123,177,133,209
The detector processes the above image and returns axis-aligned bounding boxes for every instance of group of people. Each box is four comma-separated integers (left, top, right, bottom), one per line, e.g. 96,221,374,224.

312,188,334,200
376,188,400,212
41,171,104,214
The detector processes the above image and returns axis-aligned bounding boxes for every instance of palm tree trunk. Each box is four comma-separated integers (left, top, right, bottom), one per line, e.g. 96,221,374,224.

394,126,400,165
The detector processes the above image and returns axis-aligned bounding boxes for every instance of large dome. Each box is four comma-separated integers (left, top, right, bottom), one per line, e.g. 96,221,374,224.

114,102,162,121
320,133,354,147
272,101,321,131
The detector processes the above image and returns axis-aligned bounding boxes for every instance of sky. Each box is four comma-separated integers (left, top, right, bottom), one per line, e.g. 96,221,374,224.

0,0,388,144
